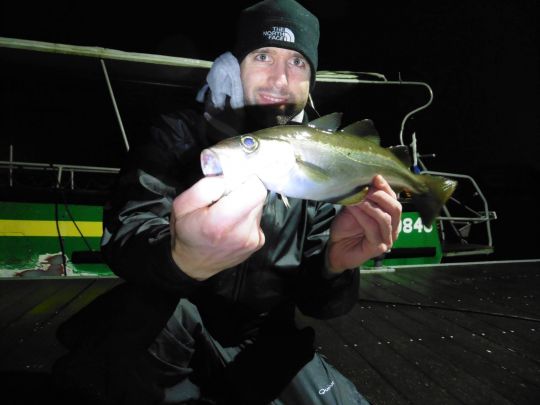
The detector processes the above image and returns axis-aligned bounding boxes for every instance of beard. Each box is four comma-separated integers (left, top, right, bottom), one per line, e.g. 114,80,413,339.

267,102,301,125
243,84,308,128
244,101,304,130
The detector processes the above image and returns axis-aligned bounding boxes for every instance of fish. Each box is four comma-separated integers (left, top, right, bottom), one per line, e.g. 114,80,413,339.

200,112,457,226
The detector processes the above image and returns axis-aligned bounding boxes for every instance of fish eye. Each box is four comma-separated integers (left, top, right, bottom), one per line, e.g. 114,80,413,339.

240,136,259,153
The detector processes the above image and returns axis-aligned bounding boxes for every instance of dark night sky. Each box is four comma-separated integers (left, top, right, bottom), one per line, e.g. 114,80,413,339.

1,0,539,260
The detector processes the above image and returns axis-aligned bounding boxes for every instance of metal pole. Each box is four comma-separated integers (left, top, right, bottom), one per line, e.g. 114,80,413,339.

100,59,130,152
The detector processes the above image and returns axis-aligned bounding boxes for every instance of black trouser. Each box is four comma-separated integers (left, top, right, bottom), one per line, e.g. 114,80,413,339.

53,284,369,404
53,283,180,404
149,299,369,404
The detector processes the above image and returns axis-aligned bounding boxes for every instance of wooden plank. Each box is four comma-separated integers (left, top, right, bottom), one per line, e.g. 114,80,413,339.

393,266,540,318
0,279,96,359
428,262,540,276
296,311,407,405
0,279,122,372
0,262,538,405
472,313,540,347
376,270,540,344
362,270,540,338
324,312,462,404
0,279,30,307
363,273,540,376
347,303,515,405
0,280,68,328
360,275,540,403
353,298,536,404
361,298,540,366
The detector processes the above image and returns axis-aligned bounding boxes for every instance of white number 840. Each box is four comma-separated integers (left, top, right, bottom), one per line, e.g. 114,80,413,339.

398,217,433,234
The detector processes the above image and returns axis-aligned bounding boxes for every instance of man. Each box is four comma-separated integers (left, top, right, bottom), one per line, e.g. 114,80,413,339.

53,1,401,404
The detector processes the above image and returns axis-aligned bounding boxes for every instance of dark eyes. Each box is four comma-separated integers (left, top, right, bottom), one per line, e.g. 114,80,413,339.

253,54,305,68
240,136,259,153
291,57,305,67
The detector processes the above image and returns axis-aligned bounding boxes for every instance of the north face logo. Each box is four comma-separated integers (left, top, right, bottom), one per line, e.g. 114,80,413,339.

262,26,295,43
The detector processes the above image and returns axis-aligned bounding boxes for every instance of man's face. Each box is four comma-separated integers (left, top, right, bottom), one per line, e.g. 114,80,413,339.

240,47,311,125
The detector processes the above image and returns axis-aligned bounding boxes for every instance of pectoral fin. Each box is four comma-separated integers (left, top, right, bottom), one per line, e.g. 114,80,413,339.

336,186,370,205
295,155,331,182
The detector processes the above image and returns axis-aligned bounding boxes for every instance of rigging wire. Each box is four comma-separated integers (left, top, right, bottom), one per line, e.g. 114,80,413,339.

50,165,97,276
58,187,95,252
53,197,67,276
50,163,68,276
48,165,96,252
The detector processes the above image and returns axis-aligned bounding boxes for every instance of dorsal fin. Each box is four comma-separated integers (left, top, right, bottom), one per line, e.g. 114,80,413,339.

388,145,412,167
308,112,343,132
340,119,380,145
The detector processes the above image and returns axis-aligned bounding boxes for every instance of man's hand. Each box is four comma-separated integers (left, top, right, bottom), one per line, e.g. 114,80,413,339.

170,175,267,281
327,175,402,273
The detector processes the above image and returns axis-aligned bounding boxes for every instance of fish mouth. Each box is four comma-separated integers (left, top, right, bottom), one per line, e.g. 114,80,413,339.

200,149,223,176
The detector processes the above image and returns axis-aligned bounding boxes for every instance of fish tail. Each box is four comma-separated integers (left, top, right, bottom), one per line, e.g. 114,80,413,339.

411,175,457,226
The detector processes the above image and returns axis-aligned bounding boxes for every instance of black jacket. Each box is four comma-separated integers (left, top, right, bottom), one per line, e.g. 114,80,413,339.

101,108,359,346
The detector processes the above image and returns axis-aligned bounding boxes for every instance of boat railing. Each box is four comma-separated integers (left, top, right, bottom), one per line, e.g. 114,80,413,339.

1,158,119,190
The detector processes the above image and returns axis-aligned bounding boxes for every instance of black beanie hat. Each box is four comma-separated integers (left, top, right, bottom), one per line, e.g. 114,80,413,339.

233,0,320,88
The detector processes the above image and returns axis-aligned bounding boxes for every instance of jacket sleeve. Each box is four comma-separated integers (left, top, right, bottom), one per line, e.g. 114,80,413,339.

100,112,204,294
293,202,359,319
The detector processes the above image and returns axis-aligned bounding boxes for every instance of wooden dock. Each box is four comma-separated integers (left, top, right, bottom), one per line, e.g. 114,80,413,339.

1,260,539,404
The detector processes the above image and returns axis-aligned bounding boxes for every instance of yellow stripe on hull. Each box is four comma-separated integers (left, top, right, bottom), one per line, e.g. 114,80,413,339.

0,220,103,237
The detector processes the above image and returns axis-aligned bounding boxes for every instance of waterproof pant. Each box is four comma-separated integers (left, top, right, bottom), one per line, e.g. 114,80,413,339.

53,283,369,404
149,299,370,405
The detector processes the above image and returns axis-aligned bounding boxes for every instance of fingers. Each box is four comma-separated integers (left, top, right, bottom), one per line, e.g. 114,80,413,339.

172,176,226,218
372,174,397,199
360,201,393,248
346,203,389,253
214,182,267,251
211,175,267,223
172,175,266,248
212,176,267,251
170,176,267,279
173,175,266,218
183,175,265,237
347,175,402,248
369,175,402,241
